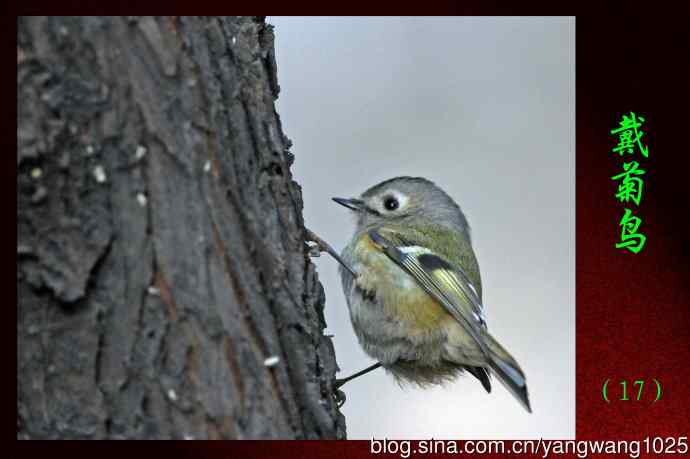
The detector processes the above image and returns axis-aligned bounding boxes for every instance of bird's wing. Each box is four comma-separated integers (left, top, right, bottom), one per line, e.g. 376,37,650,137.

367,228,489,356
368,228,532,413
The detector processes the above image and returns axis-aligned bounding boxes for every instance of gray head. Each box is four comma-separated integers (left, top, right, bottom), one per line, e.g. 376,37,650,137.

333,176,471,239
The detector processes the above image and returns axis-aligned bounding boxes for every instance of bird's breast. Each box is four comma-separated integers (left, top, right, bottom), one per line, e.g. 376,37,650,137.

347,233,451,336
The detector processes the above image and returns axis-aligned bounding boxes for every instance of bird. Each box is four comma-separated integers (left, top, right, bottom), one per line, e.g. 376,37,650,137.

330,176,531,413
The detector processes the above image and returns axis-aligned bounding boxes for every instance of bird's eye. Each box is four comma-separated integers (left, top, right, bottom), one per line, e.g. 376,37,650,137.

383,196,399,211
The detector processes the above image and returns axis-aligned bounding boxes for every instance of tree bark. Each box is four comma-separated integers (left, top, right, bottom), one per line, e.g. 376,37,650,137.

17,16,345,439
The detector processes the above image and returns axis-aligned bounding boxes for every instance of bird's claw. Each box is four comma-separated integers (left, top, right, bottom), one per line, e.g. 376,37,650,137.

334,388,347,408
305,228,358,278
306,241,322,258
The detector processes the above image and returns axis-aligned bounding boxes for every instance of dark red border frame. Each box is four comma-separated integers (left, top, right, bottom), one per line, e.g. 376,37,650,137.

12,9,690,457
576,12,690,439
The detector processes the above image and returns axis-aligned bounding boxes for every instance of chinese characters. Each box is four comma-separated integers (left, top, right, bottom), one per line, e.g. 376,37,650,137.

611,112,649,253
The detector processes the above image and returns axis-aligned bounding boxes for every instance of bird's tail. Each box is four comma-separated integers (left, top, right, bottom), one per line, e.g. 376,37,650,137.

483,331,532,413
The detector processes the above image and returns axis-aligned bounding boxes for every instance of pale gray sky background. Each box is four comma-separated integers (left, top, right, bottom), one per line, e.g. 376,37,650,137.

271,16,574,439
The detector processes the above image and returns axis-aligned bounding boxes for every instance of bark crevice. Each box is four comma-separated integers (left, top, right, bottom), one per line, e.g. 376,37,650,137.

18,16,345,440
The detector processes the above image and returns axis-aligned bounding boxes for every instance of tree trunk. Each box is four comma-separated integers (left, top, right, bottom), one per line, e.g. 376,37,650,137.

17,16,345,440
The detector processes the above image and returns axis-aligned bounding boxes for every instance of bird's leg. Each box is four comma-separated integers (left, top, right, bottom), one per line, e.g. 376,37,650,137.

335,362,383,389
305,228,358,278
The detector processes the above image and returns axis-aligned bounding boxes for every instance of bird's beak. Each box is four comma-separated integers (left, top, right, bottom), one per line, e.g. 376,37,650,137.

332,197,364,212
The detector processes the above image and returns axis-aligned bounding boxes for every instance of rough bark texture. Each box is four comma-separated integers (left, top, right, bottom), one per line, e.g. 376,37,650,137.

17,16,345,439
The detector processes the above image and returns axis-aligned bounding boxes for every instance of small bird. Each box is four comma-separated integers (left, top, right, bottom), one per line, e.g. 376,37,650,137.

331,176,531,412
